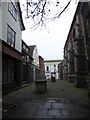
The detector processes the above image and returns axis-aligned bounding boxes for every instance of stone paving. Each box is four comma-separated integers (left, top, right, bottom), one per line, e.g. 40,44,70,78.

2,80,89,119
2,98,88,118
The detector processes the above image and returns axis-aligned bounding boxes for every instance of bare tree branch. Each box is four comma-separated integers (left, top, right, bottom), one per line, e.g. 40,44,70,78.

21,0,73,29
57,0,71,18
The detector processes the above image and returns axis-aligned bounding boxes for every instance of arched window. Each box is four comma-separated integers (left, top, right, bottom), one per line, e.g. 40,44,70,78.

46,66,49,71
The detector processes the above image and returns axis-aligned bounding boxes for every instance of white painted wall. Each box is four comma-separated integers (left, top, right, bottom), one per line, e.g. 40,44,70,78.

1,1,22,52
0,2,2,119
44,60,62,79
0,0,2,39
32,46,39,66
45,73,51,79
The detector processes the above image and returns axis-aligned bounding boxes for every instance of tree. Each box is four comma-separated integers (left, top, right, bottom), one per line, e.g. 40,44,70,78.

21,0,77,29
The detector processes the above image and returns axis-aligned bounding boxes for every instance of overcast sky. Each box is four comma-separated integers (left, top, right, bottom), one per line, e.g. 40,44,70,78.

20,0,78,60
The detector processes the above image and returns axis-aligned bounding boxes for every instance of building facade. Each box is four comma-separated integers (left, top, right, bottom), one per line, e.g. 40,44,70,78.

29,45,39,67
22,40,34,84
1,1,25,93
44,60,62,80
39,55,45,70
63,2,90,87
29,45,45,81
38,55,45,79
58,61,64,80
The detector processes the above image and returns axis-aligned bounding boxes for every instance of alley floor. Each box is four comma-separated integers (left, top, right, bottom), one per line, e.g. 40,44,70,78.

2,79,89,119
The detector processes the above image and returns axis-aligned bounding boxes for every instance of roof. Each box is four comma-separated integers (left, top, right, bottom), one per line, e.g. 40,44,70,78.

39,55,44,60
58,60,64,65
29,45,36,57
18,1,25,30
44,60,62,62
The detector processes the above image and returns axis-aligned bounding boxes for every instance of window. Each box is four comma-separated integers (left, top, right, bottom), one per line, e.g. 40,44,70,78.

7,25,16,47
23,44,25,49
3,58,15,83
26,47,28,52
46,66,49,71
54,65,56,72
23,56,25,61
27,56,29,62
23,43,29,52
54,65,56,67
8,2,17,20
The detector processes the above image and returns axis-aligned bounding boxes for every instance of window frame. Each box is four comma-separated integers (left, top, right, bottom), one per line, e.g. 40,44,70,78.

7,24,16,48
46,66,49,72
8,1,17,21
3,59,15,83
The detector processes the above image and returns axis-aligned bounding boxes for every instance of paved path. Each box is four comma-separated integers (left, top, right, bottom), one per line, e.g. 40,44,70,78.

2,80,88,118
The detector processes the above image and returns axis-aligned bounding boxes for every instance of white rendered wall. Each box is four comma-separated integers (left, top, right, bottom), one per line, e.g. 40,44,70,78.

44,61,62,79
0,0,2,39
33,46,39,66
2,1,22,52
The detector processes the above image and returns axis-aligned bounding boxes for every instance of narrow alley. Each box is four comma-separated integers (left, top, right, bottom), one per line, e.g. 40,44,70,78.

2,79,88,118
0,1,90,119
